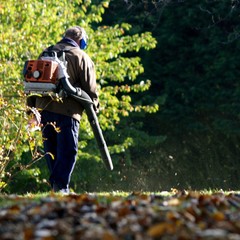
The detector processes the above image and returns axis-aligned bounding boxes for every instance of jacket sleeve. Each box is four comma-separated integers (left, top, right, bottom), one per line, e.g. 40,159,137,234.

79,53,99,112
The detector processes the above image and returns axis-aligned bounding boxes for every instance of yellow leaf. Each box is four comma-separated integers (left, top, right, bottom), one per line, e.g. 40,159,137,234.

213,211,225,221
147,222,175,237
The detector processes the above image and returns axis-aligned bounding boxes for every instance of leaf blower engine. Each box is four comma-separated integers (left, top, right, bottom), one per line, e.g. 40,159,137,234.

23,51,113,171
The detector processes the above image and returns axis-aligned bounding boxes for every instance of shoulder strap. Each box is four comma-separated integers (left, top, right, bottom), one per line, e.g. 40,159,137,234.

42,45,75,59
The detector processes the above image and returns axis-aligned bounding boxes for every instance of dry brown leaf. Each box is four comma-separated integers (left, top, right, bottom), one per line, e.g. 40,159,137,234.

212,211,225,221
147,222,175,237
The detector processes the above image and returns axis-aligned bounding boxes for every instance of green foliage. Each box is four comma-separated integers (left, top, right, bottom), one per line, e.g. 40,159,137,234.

103,0,240,133
149,0,240,134
0,0,157,193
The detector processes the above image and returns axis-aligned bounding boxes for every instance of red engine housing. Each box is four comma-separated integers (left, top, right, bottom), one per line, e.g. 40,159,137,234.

24,60,58,84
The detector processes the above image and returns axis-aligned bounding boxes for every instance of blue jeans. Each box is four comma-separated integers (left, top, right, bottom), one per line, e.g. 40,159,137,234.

41,111,80,190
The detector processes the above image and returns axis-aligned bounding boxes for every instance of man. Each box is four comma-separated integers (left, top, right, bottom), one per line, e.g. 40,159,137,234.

27,26,99,194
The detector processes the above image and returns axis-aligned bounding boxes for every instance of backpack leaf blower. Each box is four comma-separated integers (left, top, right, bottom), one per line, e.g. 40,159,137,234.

23,50,113,171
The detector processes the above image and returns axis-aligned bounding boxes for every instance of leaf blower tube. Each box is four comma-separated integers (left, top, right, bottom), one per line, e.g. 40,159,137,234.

59,76,113,171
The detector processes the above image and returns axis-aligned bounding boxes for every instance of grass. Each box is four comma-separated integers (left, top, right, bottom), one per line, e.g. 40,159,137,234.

0,188,238,208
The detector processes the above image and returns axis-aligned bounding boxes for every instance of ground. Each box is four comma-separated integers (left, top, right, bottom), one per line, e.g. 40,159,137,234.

0,190,240,239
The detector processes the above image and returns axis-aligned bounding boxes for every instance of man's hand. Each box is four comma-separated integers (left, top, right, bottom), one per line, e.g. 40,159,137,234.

93,104,99,114
93,99,100,114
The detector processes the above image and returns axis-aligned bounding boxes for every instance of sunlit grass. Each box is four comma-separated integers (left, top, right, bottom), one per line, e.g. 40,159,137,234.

0,189,239,208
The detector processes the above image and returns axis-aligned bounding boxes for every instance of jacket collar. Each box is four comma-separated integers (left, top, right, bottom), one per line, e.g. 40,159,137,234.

57,37,79,48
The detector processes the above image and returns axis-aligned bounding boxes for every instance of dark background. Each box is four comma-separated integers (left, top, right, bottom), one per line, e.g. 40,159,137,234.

98,0,240,191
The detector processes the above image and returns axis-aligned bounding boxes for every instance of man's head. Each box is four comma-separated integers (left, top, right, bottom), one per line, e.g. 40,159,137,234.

64,26,88,50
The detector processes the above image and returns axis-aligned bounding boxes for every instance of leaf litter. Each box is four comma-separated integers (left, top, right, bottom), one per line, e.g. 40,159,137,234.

0,190,240,239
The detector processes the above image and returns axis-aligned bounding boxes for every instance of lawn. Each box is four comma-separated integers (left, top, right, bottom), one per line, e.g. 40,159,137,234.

0,190,240,239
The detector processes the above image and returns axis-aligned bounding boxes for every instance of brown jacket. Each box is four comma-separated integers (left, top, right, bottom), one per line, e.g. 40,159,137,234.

27,42,99,122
